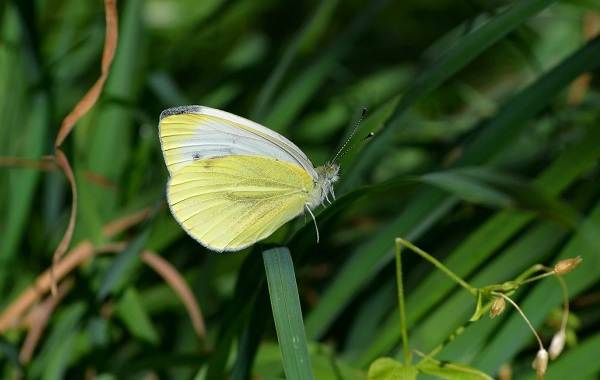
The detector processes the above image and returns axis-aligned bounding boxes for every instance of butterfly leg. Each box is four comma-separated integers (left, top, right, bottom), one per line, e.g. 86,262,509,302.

305,205,320,243
330,186,336,200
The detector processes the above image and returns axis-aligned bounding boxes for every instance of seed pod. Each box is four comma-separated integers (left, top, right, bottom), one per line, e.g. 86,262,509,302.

549,330,566,360
554,256,582,275
490,297,506,319
532,348,549,380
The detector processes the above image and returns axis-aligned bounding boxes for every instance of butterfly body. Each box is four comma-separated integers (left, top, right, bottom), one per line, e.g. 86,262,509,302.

159,105,338,252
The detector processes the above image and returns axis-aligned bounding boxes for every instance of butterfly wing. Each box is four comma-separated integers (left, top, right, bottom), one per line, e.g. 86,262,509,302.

167,154,314,252
159,105,317,178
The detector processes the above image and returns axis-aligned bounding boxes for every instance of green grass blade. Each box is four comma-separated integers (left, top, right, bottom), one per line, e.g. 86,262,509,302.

29,303,86,379
410,221,567,352
344,0,559,188
97,227,151,299
420,170,513,208
263,247,313,380
474,201,600,372
456,35,600,165
250,0,340,121
305,35,600,341
359,122,600,364
261,0,389,133
81,0,144,217
205,252,264,379
421,168,579,225
0,6,49,282
0,94,48,261
305,188,456,339
231,292,268,380
116,287,160,344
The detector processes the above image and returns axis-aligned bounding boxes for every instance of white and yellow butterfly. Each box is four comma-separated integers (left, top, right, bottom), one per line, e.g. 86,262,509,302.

159,105,339,252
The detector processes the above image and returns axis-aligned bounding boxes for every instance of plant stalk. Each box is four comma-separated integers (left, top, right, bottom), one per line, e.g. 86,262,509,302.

396,238,477,296
394,239,411,364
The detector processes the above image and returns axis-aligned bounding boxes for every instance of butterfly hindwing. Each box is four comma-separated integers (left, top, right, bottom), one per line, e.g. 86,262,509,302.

167,155,314,252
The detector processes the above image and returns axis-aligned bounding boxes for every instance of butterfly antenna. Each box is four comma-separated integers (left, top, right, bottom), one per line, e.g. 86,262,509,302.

331,108,368,164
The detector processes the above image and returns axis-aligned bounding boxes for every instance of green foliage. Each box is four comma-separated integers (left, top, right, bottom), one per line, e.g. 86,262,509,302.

1,0,599,379
368,358,418,380
262,248,313,380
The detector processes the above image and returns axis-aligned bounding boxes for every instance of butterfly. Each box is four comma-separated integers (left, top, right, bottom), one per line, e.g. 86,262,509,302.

158,105,339,252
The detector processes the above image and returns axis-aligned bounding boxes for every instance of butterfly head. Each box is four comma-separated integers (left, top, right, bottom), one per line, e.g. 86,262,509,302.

308,163,339,209
317,162,339,183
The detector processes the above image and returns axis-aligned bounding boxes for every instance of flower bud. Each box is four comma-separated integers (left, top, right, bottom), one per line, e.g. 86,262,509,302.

490,297,506,319
532,348,548,380
498,363,512,380
554,256,582,275
549,330,566,360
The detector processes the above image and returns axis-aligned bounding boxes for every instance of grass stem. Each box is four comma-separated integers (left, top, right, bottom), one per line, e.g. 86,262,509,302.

396,238,477,296
394,239,411,364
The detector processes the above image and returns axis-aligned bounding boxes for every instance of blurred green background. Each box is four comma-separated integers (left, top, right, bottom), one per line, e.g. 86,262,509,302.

1,0,599,379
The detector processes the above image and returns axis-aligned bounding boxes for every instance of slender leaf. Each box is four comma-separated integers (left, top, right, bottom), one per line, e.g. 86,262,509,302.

97,227,151,299
360,122,600,364
417,359,493,380
475,201,600,372
367,357,417,380
251,0,340,120
116,287,160,344
263,247,313,380
306,35,600,341
345,0,559,187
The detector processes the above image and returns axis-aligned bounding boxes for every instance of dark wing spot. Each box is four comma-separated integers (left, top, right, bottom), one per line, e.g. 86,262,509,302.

192,152,201,160
159,105,202,120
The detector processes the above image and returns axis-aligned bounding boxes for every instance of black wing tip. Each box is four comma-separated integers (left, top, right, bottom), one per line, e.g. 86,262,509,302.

159,105,203,120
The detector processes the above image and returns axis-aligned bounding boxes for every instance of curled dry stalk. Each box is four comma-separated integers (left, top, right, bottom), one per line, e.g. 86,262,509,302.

50,0,119,296
393,238,583,380
19,279,74,364
0,208,207,364
0,0,119,297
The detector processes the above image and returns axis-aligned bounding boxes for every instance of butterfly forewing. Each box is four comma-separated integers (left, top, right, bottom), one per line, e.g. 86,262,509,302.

159,106,317,178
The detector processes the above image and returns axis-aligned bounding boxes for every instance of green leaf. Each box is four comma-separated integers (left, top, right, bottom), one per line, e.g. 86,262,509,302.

30,303,86,379
263,247,313,380
250,0,340,120
345,0,559,187
307,1,591,340
231,291,269,380
261,0,389,132
367,357,417,380
432,168,579,226
417,358,493,380
0,94,48,266
420,171,513,208
205,252,264,379
411,221,567,358
253,342,364,380
475,201,600,372
97,226,151,299
116,287,160,345
81,0,145,216
360,122,600,365
0,336,21,370
468,291,486,322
